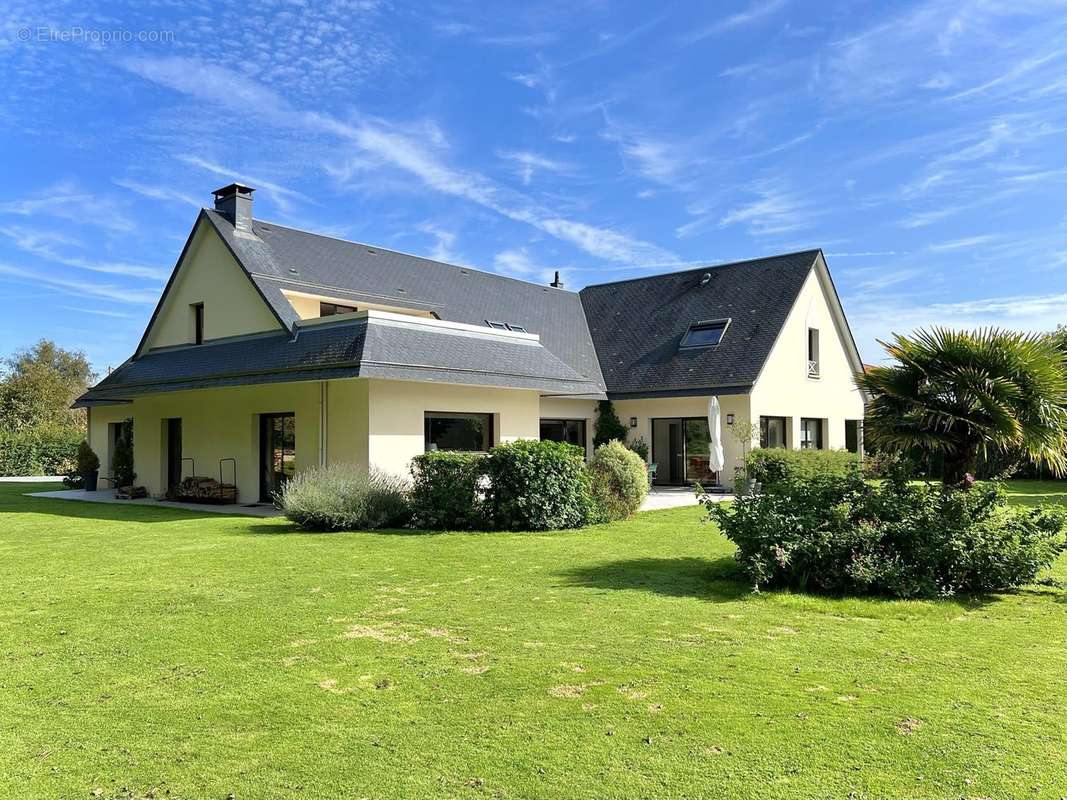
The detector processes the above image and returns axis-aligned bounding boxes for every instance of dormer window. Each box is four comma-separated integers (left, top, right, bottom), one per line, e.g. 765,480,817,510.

191,302,204,345
321,302,357,317
807,328,820,378
680,318,730,349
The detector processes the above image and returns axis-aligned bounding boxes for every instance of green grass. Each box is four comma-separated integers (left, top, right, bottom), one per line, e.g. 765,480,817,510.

1,481,1065,799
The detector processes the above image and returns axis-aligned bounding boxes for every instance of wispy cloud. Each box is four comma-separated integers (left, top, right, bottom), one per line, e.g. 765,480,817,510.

682,0,787,44
493,247,549,279
0,225,168,280
0,181,134,234
122,56,677,266
417,223,460,263
926,234,997,252
497,150,573,185
0,263,158,304
712,179,818,237
947,50,1062,101
175,155,307,213
112,178,201,209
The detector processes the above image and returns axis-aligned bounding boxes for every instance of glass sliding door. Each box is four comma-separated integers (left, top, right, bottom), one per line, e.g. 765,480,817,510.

683,418,717,484
652,417,719,486
260,412,295,502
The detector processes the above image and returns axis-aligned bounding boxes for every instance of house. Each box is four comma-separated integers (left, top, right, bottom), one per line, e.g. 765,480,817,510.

76,184,866,501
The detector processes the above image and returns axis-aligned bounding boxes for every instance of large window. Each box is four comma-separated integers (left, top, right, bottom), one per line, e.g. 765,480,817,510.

320,301,357,317
845,419,862,454
800,418,823,450
680,319,730,349
425,412,493,452
759,416,788,448
540,419,586,455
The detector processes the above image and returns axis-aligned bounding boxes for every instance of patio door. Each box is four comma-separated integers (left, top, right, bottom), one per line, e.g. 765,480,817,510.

651,417,719,486
260,413,295,502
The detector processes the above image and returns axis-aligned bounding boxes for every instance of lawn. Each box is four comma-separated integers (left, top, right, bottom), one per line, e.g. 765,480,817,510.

1,481,1064,799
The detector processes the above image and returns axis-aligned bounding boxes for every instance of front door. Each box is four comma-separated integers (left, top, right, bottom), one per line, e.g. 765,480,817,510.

165,418,182,489
260,413,295,502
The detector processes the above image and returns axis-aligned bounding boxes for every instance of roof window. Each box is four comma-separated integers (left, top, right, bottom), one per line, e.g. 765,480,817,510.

680,318,730,349
486,320,508,330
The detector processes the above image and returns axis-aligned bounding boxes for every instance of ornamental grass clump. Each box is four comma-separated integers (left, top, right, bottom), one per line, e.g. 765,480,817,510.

280,463,410,531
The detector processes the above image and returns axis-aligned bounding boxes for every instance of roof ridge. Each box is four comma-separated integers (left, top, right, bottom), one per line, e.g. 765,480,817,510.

232,212,581,297
578,249,822,291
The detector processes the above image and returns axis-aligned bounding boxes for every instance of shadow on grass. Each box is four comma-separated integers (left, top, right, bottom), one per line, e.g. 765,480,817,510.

556,556,748,602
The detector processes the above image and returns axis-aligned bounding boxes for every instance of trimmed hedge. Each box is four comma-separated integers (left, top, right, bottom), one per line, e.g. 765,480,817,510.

484,439,591,531
744,447,860,487
587,440,648,522
279,463,410,531
0,426,82,476
707,471,1067,598
409,451,487,530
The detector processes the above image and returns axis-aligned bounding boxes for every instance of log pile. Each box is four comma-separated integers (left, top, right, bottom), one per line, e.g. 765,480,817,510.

115,485,148,500
173,476,238,504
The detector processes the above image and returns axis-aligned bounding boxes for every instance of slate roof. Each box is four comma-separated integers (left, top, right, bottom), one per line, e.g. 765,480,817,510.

201,211,606,390
79,203,828,405
579,251,820,397
78,314,602,405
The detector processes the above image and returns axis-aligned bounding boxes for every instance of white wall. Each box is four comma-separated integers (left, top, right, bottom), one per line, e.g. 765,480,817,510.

750,259,866,449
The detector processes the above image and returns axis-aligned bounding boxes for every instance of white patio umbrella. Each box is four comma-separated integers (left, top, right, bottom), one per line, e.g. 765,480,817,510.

707,396,725,479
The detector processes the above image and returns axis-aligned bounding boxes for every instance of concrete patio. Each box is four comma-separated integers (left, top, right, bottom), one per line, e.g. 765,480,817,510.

640,485,732,510
26,488,283,518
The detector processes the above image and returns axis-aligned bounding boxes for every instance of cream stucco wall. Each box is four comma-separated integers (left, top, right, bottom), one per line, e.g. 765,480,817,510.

282,289,435,321
141,223,281,353
367,379,540,477
749,261,866,449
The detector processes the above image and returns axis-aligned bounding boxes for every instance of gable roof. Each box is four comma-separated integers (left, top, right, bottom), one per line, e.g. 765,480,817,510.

201,211,606,389
579,250,820,397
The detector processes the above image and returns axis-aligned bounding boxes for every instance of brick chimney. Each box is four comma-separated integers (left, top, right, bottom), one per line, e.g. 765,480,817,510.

212,183,255,235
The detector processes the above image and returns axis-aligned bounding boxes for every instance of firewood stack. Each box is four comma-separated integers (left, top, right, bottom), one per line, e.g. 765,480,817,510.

174,476,238,504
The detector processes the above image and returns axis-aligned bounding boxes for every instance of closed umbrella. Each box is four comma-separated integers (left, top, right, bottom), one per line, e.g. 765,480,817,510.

707,396,724,479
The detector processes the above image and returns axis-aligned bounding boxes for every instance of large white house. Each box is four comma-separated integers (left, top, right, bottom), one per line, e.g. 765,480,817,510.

77,184,866,501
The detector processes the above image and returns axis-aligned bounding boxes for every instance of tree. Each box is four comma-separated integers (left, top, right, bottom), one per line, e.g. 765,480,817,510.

857,328,1067,485
0,340,96,433
593,400,628,447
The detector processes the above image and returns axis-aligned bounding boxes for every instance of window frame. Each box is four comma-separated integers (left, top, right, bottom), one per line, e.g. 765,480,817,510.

680,318,731,350
191,302,204,345
800,417,824,450
539,418,587,456
807,327,820,378
485,320,508,330
759,416,788,449
424,411,494,453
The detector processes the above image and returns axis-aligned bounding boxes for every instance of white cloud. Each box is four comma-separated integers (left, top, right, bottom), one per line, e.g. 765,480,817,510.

417,223,459,263
0,181,134,234
926,234,997,252
112,178,201,209
496,150,573,185
714,180,818,237
175,155,307,213
0,226,168,280
493,247,548,279
682,0,787,44
0,263,159,304
122,57,677,266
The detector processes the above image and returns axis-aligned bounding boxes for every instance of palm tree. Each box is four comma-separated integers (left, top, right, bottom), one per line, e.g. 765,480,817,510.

857,328,1067,485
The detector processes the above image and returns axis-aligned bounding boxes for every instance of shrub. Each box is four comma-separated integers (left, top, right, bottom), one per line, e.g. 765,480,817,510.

593,400,628,448
63,440,100,488
745,447,860,488
409,451,486,530
587,440,648,522
279,463,410,531
111,419,135,487
483,439,591,531
626,436,649,463
707,470,1067,598
0,426,81,476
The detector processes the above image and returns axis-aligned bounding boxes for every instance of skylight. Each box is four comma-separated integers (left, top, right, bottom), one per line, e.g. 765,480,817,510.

680,318,730,349
485,320,528,333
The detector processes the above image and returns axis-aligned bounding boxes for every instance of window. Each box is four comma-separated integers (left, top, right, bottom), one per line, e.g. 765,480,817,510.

320,302,357,317
800,418,823,450
540,419,586,455
680,319,730,349
425,412,493,452
807,328,820,377
506,323,527,333
191,302,204,344
486,320,508,330
759,416,787,449
845,419,862,454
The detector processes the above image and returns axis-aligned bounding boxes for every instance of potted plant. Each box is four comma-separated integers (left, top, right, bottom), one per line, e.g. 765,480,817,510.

76,440,100,491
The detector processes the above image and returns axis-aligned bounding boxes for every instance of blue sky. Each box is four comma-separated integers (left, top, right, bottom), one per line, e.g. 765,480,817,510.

1,0,1064,373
